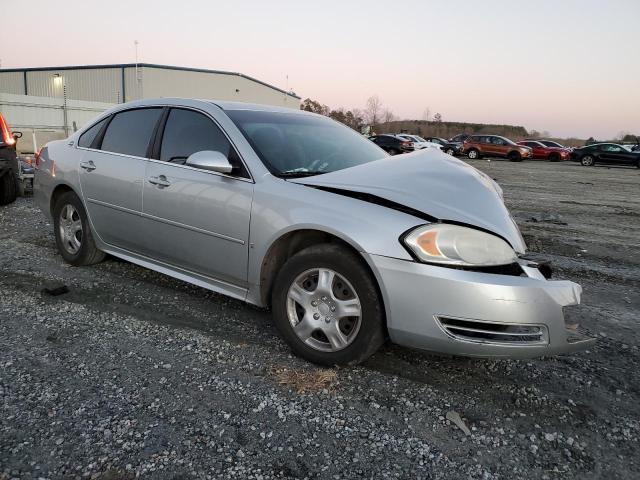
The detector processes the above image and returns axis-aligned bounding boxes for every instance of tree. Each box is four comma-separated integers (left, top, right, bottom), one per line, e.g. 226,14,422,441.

433,112,442,123
422,107,431,122
365,95,383,128
382,108,396,124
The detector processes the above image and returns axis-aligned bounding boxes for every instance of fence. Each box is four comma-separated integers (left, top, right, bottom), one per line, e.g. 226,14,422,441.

0,93,114,153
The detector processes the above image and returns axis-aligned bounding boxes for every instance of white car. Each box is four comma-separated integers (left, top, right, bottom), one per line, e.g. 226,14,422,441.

396,134,442,150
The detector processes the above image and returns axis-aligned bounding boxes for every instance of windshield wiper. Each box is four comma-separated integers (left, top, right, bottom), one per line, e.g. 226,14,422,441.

276,170,327,178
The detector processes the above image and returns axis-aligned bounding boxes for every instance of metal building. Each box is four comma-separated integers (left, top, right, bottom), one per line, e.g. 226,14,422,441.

0,63,300,107
0,63,301,152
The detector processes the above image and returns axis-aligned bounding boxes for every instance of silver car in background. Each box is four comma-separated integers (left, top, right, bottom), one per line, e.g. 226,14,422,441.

34,98,595,365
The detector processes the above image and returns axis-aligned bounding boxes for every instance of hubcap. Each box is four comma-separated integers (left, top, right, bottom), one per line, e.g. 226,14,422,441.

469,151,477,159
286,268,362,352
58,204,83,255
583,156,593,166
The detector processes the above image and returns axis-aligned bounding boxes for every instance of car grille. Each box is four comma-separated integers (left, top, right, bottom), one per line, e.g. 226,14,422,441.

437,317,548,345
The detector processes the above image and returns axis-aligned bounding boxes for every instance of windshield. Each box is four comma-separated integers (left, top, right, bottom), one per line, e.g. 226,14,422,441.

226,110,387,177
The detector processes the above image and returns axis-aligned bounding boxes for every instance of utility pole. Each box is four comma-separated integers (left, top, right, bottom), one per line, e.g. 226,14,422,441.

134,40,142,99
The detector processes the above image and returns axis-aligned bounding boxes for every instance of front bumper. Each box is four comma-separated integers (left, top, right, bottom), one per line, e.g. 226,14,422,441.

367,254,595,358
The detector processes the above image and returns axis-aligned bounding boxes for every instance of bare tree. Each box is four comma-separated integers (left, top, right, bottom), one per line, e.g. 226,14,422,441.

423,107,431,122
382,108,396,124
365,95,383,128
433,112,443,123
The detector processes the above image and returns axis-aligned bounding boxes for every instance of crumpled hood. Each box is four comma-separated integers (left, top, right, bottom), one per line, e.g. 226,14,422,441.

291,149,526,253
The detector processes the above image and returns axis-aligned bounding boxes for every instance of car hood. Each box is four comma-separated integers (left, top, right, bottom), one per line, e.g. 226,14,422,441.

291,150,526,253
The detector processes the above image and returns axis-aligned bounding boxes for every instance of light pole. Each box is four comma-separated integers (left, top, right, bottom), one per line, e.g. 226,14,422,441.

53,74,69,137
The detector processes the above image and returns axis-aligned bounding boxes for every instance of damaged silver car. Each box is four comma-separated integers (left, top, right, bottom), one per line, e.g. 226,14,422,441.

34,98,595,365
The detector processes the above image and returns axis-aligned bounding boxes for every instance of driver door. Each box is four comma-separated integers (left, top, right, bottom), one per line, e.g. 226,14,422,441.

141,108,253,288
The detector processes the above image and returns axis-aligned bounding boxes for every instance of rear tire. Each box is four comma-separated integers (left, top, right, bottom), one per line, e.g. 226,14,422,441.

53,191,106,266
271,244,385,366
445,148,455,156
0,172,17,205
508,151,522,162
388,149,399,156
580,155,595,166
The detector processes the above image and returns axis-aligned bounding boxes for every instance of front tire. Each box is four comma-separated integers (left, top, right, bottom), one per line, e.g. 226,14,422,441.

53,191,106,266
388,148,399,156
271,244,385,366
508,151,522,162
467,149,480,160
445,148,455,156
548,153,560,162
581,155,595,166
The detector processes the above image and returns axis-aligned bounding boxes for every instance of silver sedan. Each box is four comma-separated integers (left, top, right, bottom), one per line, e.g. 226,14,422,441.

34,98,595,365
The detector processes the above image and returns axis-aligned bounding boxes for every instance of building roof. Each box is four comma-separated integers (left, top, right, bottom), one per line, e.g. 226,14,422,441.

0,63,300,99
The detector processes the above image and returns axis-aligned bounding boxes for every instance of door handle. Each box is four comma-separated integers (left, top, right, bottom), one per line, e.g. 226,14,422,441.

79,160,96,171
148,175,171,188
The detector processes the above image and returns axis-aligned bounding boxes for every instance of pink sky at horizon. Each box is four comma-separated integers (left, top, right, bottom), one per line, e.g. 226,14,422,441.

1,0,638,139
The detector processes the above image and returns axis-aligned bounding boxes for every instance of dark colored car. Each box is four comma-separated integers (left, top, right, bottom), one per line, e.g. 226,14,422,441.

0,113,21,205
462,135,532,161
422,137,461,156
517,140,570,161
369,134,413,155
570,143,640,168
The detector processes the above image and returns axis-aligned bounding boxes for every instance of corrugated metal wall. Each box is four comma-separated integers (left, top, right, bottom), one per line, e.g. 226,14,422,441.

0,71,26,94
1,65,300,108
138,67,299,108
24,68,123,103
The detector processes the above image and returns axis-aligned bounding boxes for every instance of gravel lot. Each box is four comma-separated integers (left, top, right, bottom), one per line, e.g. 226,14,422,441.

1,159,639,479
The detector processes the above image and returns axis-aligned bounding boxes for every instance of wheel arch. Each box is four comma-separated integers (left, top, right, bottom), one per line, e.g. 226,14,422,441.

49,183,77,217
258,228,388,334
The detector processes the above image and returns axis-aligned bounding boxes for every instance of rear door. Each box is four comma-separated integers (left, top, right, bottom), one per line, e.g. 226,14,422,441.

78,107,162,252
141,107,253,288
599,144,635,165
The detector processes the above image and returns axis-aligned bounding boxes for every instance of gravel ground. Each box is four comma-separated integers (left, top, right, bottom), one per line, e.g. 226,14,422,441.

1,159,639,479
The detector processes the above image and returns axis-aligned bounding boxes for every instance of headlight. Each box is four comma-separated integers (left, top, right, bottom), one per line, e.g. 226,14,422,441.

403,224,517,267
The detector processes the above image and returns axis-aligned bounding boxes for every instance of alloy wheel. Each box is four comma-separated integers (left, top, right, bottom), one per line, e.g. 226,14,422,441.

58,204,83,254
581,155,594,166
286,268,362,352
468,150,478,159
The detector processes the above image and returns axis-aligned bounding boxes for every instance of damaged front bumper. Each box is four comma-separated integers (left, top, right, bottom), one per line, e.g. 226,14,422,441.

368,254,596,358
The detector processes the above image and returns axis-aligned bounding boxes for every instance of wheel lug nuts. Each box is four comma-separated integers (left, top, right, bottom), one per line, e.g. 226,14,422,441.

321,296,327,301
311,300,318,307
330,306,336,312
313,313,320,320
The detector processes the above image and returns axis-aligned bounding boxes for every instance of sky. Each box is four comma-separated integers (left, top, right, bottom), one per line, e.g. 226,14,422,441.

1,0,638,139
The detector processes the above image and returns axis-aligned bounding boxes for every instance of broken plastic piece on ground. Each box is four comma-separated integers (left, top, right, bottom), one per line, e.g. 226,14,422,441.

446,410,471,436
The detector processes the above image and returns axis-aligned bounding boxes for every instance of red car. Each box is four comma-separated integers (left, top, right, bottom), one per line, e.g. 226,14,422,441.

517,140,570,161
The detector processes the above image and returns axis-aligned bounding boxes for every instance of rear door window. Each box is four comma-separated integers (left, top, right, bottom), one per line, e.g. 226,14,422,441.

100,108,162,157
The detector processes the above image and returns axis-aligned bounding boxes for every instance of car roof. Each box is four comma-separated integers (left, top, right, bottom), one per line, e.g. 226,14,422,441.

102,97,312,116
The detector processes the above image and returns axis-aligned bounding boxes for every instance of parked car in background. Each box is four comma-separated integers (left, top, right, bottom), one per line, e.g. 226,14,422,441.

422,137,462,156
35,98,594,366
570,143,640,168
0,113,21,205
463,135,532,161
526,139,567,149
448,134,471,155
369,134,414,155
395,134,442,150
517,140,570,161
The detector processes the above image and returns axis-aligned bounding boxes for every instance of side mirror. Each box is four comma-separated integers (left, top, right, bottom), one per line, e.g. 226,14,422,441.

185,150,233,174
